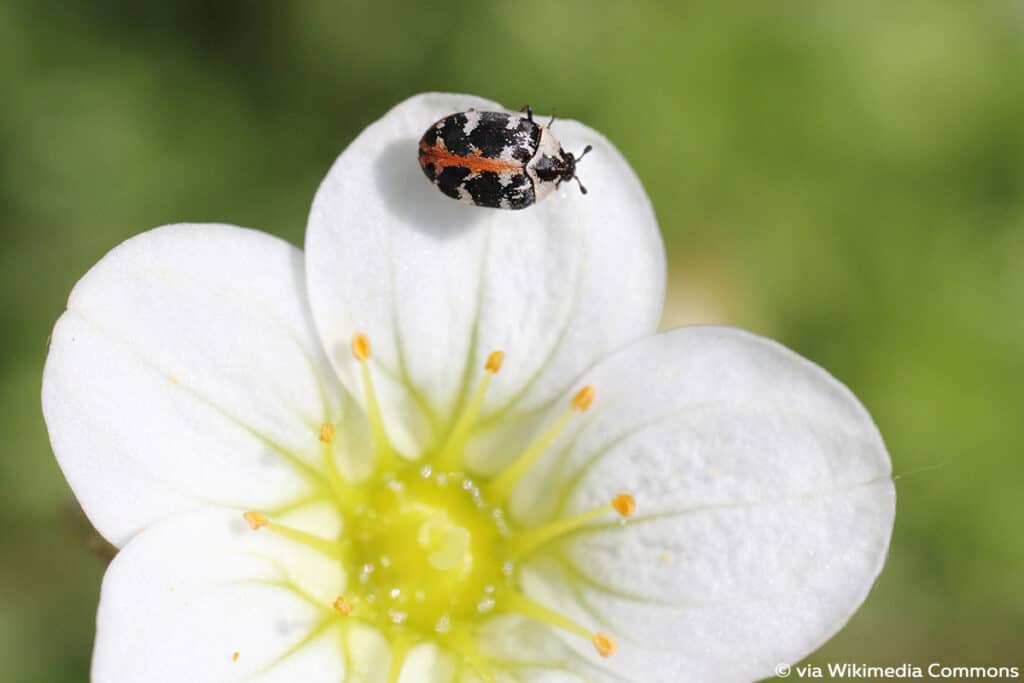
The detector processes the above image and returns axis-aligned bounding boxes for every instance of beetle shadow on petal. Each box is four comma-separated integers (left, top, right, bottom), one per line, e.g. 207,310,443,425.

373,138,486,240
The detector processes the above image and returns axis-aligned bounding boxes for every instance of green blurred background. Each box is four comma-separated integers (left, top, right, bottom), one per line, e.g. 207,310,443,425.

2,1,1022,680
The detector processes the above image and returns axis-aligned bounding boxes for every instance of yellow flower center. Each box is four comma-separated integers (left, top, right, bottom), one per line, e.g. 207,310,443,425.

243,334,635,681
346,467,508,632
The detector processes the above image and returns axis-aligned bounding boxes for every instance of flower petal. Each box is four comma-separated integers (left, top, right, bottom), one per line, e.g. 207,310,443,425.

515,326,895,682
92,509,347,683
305,93,665,459
42,224,347,546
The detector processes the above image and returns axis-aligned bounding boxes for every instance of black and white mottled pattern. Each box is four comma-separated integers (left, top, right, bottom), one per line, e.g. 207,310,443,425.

424,111,540,160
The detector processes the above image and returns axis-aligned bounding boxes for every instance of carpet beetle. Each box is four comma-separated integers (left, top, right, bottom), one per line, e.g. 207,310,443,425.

417,106,592,210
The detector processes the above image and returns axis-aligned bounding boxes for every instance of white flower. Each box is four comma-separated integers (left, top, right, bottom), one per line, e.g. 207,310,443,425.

42,93,895,683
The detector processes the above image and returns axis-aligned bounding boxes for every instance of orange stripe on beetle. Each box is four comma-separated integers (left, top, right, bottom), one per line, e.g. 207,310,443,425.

418,139,523,175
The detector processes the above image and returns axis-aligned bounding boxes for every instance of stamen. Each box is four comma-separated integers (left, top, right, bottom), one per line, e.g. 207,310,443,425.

350,333,399,474
503,590,615,658
571,385,596,412
435,350,505,471
484,350,505,373
243,511,268,530
333,595,353,616
508,493,636,559
351,333,371,361
593,633,617,658
612,493,636,517
387,635,411,683
319,422,335,443
485,386,596,504
240,511,341,560
232,652,239,662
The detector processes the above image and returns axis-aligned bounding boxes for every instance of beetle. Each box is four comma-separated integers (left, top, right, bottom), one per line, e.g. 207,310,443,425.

417,106,592,210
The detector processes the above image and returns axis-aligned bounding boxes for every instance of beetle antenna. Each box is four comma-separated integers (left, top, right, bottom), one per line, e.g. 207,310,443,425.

576,145,593,162
573,175,588,195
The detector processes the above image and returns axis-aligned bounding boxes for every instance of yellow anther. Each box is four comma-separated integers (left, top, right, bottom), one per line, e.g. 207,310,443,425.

593,633,617,658
571,385,596,412
319,422,335,443
485,350,505,373
232,652,239,662
243,511,268,530
333,595,353,616
351,333,371,362
612,493,636,517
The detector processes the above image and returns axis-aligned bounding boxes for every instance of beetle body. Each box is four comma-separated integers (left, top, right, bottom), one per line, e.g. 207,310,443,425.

417,109,589,210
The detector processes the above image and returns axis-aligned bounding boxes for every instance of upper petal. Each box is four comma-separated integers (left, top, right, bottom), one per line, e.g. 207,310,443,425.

305,92,665,459
42,224,347,546
515,326,895,682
